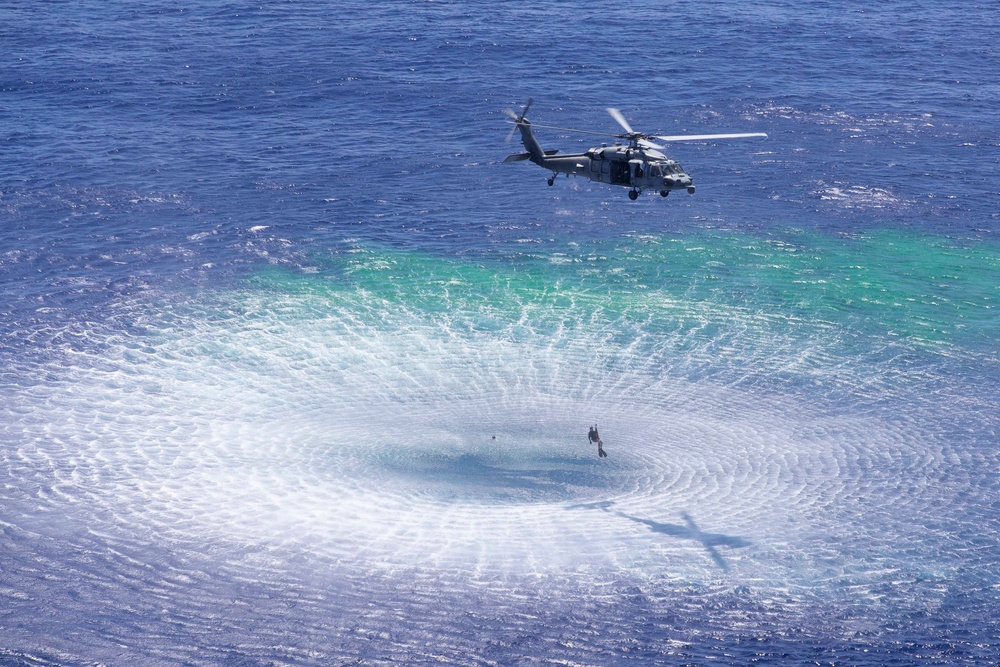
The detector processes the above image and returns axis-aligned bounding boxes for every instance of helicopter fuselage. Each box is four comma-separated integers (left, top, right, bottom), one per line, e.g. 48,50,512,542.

544,145,694,194
506,119,694,198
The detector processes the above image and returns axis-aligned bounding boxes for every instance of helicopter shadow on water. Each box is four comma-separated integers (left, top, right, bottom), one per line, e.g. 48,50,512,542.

566,501,751,571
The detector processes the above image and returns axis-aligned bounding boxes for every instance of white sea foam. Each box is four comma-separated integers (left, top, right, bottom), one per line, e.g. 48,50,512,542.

815,183,906,210
3,282,968,583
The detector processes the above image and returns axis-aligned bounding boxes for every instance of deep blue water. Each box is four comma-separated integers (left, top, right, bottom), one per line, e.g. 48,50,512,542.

2,1,1000,665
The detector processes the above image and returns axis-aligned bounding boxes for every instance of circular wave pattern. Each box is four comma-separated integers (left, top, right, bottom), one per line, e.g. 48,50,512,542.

6,240,995,584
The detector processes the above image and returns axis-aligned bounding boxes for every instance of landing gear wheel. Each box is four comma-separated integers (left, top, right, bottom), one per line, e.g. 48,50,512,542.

628,190,639,201
660,190,669,197
547,177,555,186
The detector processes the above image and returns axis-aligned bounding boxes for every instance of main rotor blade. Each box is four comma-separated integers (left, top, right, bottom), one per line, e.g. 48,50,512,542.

524,122,622,138
606,108,633,134
653,132,768,142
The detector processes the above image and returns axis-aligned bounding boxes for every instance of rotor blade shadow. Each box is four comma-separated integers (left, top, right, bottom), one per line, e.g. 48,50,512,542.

566,502,749,571
615,510,750,571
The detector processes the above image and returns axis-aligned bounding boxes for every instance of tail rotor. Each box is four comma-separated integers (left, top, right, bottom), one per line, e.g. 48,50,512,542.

503,98,533,143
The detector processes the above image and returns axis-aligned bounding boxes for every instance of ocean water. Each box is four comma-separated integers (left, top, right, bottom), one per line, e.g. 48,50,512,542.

2,1,1000,664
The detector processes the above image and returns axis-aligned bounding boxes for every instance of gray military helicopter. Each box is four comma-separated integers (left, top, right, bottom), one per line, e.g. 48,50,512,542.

503,100,766,200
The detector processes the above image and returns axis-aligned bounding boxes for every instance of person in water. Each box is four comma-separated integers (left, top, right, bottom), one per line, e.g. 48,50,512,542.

589,424,607,457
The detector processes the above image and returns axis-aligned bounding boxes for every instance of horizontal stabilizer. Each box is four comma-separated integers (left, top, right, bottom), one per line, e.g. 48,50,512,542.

504,152,531,163
544,149,559,155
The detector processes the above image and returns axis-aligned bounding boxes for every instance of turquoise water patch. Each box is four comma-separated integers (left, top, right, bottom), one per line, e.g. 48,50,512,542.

244,227,998,414
260,227,1000,349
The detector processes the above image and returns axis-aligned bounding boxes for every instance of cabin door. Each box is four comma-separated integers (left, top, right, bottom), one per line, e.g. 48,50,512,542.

628,160,645,186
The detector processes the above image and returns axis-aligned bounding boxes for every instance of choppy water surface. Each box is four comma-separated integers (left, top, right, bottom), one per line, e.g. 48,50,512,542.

2,1,1000,664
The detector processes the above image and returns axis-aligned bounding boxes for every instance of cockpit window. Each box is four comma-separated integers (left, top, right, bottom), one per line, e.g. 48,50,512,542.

662,162,685,175
650,165,662,177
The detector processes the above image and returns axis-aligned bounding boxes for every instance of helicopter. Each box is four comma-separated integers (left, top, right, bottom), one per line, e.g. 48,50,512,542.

503,100,767,200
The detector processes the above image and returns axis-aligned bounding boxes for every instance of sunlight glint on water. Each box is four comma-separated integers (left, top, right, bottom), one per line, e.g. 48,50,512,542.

9,242,987,584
